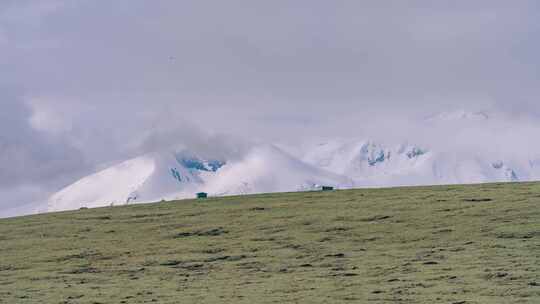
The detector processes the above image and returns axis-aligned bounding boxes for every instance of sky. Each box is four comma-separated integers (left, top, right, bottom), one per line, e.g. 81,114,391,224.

1,1,540,215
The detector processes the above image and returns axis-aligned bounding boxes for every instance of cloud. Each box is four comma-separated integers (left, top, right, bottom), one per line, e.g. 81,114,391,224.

0,92,89,214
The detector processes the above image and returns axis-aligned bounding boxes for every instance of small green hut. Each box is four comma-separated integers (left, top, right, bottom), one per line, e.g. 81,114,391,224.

197,192,208,199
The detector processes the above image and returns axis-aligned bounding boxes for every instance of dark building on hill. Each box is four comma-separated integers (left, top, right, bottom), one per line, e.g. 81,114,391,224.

197,192,208,199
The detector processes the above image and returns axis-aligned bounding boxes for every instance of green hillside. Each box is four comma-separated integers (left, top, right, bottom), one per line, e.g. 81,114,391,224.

1,182,539,303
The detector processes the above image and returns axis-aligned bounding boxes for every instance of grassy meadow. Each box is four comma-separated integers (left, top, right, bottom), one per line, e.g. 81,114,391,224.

0,182,539,303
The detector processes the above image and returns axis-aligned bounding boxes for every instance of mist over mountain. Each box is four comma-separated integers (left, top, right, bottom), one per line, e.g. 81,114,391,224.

39,110,540,214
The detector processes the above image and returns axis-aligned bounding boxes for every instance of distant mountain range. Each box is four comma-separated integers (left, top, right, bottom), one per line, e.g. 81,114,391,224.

47,145,352,212
47,110,540,212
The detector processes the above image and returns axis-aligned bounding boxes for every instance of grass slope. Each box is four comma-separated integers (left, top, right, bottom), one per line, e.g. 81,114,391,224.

1,182,539,303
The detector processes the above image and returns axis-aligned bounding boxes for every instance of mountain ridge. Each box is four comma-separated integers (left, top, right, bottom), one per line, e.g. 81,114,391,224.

46,137,540,213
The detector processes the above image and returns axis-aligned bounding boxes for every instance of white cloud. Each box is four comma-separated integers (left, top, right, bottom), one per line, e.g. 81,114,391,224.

26,97,72,134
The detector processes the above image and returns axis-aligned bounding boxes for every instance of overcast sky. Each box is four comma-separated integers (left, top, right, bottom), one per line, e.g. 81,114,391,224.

1,1,540,215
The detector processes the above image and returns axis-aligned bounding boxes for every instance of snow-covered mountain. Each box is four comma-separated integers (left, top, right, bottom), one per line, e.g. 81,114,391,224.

47,139,540,213
47,145,352,212
47,152,206,211
46,110,540,213
301,140,433,186
200,145,353,196
299,130,540,188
